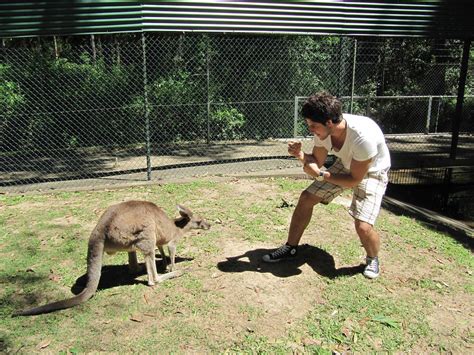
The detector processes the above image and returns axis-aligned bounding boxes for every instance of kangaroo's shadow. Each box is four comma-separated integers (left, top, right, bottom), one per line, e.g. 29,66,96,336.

217,244,364,279
71,255,193,295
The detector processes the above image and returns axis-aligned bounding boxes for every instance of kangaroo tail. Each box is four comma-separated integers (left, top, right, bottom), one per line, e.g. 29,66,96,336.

13,230,105,317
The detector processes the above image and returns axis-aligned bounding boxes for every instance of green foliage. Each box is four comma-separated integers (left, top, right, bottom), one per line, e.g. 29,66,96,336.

209,106,245,140
0,65,26,150
0,35,470,154
148,70,207,142
0,80,24,112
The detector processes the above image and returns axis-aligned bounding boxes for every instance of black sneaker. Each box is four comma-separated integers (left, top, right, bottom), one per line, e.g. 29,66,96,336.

363,256,380,279
262,243,297,263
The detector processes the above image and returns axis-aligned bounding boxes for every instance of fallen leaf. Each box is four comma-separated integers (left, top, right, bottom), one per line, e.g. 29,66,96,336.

130,315,143,322
37,340,51,350
342,327,351,338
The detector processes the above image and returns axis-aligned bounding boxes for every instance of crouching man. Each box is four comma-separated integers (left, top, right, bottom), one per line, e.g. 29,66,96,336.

263,92,390,279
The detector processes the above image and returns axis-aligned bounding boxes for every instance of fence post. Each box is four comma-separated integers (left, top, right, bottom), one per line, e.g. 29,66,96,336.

425,96,432,134
142,33,152,181
91,34,96,63
294,96,299,138
443,39,471,212
434,99,442,133
53,36,59,59
350,39,357,114
450,39,471,160
206,37,211,144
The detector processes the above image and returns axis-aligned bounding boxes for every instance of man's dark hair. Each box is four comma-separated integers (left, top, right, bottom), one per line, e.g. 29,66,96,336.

301,92,343,124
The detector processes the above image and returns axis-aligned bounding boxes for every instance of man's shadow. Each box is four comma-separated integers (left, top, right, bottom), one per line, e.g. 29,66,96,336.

70,255,193,295
217,244,364,279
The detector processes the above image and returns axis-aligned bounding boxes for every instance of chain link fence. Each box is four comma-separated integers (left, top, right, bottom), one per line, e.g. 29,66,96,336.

1,34,473,193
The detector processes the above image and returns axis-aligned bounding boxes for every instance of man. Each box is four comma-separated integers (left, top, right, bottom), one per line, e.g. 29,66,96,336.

262,92,390,279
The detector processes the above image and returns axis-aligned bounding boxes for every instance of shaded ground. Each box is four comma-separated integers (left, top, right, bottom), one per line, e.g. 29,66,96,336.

1,133,473,193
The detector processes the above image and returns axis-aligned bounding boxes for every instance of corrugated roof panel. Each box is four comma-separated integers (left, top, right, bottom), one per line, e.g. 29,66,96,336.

0,2,143,37
0,1,472,39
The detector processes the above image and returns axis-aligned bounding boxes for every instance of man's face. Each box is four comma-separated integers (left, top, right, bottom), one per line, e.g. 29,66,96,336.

305,119,330,139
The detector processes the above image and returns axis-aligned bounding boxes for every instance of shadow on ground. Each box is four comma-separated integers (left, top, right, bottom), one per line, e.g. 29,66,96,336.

71,255,193,294
217,244,364,279
8,255,192,316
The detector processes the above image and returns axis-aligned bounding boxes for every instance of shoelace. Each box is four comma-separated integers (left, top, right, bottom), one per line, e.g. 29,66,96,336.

271,245,292,258
366,258,378,271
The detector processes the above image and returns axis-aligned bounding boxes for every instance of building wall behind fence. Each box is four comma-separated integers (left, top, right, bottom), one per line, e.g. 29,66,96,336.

0,33,472,193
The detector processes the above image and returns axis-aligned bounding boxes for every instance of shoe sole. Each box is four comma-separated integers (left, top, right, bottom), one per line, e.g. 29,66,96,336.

363,271,379,279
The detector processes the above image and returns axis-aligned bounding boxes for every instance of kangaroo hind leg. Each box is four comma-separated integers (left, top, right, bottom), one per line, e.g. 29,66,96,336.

157,246,168,271
167,241,177,272
134,230,160,286
128,251,142,274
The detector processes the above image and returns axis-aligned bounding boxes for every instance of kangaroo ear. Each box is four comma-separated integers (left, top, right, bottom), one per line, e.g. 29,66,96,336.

177,205,192,217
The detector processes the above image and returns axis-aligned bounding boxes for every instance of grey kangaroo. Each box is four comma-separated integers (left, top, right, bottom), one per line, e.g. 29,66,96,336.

14,201,210,316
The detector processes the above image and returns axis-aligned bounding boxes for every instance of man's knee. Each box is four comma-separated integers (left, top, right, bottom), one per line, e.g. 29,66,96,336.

297,190,321,208
354,219,373,237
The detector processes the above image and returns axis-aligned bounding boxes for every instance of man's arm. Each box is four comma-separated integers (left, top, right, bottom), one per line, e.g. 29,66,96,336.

308,146,328,168
323,158,371,188
300,146,331,178
288,142,329,178
288,142,328,167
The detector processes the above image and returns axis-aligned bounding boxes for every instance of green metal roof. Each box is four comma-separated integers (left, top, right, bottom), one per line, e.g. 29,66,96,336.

0,1,472,39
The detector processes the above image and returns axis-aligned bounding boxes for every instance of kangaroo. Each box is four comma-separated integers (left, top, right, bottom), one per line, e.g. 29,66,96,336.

14,201,210,316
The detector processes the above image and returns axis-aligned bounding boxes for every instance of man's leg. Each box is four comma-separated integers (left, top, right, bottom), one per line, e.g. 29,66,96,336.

354,219,380,257
262,190,322,262
287,190,323,246
262,158,346,263
354,219,381,279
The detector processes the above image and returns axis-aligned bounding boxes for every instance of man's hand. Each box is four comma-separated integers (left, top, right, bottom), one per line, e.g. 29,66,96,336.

288,141,302,159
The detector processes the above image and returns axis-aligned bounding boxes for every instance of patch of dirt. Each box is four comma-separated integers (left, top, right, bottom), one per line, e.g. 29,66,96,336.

206,238,325,339
50,215,81,227
227,178,279,195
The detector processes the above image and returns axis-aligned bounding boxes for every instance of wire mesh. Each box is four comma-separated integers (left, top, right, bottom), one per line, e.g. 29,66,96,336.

0,34,472,193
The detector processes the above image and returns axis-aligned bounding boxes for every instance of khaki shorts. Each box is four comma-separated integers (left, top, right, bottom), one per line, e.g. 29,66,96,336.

306,159,389,225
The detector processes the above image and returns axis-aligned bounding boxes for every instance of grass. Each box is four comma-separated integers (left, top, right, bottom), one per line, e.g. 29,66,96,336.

0,177,472,353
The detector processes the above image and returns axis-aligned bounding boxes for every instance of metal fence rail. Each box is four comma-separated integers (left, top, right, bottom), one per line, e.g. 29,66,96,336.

0,33,472,193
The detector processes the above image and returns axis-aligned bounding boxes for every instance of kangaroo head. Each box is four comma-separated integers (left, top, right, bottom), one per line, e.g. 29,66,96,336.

175,205,211,230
